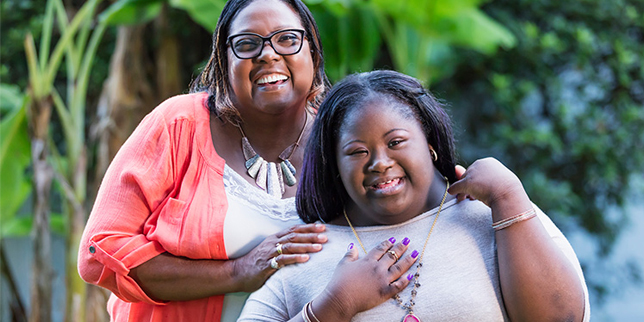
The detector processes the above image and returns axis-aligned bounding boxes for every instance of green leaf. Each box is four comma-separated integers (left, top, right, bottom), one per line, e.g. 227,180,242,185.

99,0,163,26
0,94,32,225
1,216,33,237
0,84,25,114
169,0,227,32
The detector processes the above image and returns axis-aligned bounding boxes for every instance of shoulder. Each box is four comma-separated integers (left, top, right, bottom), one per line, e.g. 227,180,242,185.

150,92,210,125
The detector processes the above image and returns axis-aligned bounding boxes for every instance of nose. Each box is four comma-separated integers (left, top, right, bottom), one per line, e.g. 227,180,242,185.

256,40,280,62
367,149,394,173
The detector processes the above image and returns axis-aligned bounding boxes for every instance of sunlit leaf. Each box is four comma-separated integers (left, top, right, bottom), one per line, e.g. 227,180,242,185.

169,0,227,32
99,0,163,26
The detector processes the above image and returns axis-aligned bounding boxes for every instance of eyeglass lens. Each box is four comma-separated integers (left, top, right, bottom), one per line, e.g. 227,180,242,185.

230,30,303,59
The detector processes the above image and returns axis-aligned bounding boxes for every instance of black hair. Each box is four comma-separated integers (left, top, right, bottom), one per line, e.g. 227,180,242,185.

189,0,330,123
296,70,457,223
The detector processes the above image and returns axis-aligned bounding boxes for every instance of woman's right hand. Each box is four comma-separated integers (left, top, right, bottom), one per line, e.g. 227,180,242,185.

232,223,327,292
312,238,418,320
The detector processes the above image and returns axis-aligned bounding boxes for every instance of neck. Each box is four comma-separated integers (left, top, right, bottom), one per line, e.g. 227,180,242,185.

238,109,310,160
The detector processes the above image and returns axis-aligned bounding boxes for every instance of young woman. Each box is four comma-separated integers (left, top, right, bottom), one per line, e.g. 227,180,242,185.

77,0,331,320
239,70,589,321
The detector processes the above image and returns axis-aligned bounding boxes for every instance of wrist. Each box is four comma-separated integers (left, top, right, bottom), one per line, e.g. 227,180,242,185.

311,290,354,322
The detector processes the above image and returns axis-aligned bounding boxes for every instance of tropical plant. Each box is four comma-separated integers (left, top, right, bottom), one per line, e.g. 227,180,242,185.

434,0,644,305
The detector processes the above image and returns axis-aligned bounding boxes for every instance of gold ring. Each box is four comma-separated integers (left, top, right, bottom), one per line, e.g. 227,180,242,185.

387,250,399,262
276,243,283,255
270,257,280,270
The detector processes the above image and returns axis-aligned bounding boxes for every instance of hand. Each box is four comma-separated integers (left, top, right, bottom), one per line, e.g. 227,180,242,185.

315,238,418,319
232,223,327,292
448,157,529,208
452,164,474,202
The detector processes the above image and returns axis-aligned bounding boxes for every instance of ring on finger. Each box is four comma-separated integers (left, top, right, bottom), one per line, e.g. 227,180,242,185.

270,257,281,270
387,250,399,262
276,243,283,255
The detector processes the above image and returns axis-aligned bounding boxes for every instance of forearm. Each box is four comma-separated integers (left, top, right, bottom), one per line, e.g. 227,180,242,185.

128,252,242,302
492,191,585,321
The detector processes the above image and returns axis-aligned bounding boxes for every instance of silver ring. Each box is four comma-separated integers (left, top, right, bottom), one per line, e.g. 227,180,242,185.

276,243,283,255
387,250,399,262
270,257,280,270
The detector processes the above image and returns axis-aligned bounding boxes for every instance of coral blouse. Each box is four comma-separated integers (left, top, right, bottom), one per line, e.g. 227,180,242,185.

79,92,237,321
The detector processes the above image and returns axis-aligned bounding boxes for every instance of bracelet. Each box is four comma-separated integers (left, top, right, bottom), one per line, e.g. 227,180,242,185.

306,301,321,322
492,208,536,231
301,303,312,322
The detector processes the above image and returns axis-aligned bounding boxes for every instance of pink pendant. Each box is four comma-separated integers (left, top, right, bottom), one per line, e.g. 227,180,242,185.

402,313,421,322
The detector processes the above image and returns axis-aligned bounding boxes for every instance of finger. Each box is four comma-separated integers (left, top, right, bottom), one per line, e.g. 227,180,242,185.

277,232,328,245
447,176,468,196
388,249,419,283
339,243,359,264
278,242,323,255
386,273,414,297
271,254,310,269
380,237,410,264
276,223,326,238
365,238,396,261
455,164,467,179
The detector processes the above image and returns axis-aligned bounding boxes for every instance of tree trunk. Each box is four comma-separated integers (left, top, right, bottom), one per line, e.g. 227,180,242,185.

27,95,54,322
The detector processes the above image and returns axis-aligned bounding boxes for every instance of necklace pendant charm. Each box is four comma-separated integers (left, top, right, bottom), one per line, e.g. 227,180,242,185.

402,313,421,322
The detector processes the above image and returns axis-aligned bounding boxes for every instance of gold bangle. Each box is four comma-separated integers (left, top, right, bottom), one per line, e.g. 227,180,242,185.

492,208,536,231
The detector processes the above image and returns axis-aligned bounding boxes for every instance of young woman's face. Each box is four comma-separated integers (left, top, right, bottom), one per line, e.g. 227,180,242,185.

227,0,315,116
336,97,438,226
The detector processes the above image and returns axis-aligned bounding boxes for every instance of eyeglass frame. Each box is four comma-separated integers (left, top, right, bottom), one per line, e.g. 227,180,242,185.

226,28,307,60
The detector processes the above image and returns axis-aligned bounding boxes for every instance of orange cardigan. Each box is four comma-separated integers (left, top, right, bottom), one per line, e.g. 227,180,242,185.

78,92,230,321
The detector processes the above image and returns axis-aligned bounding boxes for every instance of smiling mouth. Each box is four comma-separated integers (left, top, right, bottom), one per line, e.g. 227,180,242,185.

370,177,403,191
256,74,289,86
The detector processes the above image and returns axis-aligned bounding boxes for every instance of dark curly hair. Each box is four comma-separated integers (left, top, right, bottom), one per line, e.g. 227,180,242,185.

190,0,330,124
296,70,457,223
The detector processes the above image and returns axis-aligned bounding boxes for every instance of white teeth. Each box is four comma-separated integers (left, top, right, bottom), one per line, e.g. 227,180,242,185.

257,74,288,85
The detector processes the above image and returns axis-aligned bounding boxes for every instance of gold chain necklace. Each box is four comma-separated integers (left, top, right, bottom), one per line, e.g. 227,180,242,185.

344,177,449,322
237,112,308,198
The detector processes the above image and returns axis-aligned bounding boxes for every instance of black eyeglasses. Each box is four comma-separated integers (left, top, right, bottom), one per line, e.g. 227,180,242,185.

227,29,306,59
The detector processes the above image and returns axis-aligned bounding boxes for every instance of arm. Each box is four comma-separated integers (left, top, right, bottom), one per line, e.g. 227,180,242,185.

448,157,586,322
129,224,327,301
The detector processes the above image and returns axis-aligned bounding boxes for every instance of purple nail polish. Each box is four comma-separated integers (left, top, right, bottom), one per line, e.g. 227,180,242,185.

388,237,396,244
402,237,410,246
411,250,419,258
407,274,414,281
348,243,354,250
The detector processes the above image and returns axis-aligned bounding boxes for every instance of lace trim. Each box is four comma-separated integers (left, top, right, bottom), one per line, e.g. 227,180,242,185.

223,164,300,222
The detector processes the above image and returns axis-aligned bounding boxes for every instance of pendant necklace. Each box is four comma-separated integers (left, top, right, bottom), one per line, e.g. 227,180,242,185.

344,177,450,322
237,112,308,198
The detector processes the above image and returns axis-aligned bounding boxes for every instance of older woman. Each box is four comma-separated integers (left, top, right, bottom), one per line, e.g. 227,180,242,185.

77,0,331,321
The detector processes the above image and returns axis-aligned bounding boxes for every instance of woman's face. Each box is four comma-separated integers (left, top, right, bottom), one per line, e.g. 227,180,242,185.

227,0,315,117
336,97,438,226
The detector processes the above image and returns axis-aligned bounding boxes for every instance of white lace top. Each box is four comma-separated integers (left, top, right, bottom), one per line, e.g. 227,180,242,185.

221,164,303,321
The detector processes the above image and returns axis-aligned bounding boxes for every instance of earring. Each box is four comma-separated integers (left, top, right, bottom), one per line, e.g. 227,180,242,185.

430,149,438,162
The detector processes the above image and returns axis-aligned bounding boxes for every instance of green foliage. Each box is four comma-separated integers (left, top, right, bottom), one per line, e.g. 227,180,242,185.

435,0,644,302
0,85,32,236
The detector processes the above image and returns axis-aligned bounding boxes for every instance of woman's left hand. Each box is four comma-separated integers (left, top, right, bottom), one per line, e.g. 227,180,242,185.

448,157,529,209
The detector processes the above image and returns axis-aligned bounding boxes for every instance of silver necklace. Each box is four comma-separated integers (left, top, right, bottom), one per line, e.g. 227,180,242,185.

237,112,308,198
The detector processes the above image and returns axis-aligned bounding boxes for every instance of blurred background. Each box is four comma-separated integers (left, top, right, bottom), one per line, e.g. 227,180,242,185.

1,0,642,321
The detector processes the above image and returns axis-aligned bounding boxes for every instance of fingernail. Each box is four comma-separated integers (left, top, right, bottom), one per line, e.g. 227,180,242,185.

388,237,396,244
313,244,322,250
402,237,410,246
411,250,419,258
348,243,354,250
407,274,414,281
